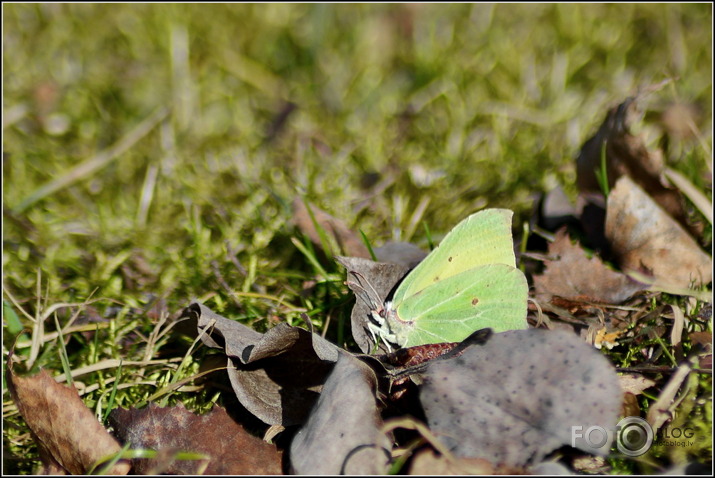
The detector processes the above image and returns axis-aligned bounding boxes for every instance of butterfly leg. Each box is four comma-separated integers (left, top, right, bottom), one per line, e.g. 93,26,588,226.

366,321,380,344
367,313,398,352
366,322,392,352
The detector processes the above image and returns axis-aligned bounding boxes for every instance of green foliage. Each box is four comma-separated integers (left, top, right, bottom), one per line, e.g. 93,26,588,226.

2,3,711,474
596,141,611,197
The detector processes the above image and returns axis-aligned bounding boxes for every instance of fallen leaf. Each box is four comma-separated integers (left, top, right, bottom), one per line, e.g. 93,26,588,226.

336,256,411,354
373,241,427,269
420,329,622,467
618,373,656,396
622,392,641,418
689,331,712,349
538,185,579,231
379,341,458,369
372,332,491,404
109,403,283,474
605,176,712,289
572,455,610,474
576,94,688,228
533,228,645,304
698,355,712,370
6,359,130,474
409,448,495,475
184,301,340,426
689,328,712,368
290,353,391,474
292,198,369,258
646,358,695,433
593,326,625,350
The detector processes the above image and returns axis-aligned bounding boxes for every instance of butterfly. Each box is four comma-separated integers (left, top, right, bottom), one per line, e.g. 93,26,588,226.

344,209,529,350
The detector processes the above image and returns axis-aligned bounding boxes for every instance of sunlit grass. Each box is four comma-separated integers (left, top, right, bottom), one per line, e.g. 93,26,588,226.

3,3,711,474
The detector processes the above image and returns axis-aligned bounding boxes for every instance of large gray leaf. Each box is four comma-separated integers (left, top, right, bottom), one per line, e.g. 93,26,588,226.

290,353,391,474
420,329,622,466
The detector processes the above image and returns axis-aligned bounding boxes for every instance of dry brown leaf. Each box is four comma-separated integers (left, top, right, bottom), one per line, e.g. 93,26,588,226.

292,198,369,257
605,176,712,289
618,373,657,396
576,95,688,228
622,392,642,418
6,360,130,475
533,228,644,304
698,354,712,370
689,331,712,348
109,403,283,475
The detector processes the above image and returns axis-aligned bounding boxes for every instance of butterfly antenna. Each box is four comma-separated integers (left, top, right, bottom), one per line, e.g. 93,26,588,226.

347,270,382,311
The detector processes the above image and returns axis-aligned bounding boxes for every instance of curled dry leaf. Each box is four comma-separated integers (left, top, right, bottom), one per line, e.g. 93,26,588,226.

576,94,688,229
336,256,411,354
533,228,645,304
108,403,283,475
184,301,340,426
605,176,712,290
420,329,622,467
290,353,391,475
6,359,130,475
538,184,579,231
371,341,467,404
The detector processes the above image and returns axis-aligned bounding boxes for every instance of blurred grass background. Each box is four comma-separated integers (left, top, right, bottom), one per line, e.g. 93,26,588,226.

2,3,712,473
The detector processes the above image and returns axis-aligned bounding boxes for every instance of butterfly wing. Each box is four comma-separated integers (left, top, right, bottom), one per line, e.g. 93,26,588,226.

388,263,528,347
390,209,517,308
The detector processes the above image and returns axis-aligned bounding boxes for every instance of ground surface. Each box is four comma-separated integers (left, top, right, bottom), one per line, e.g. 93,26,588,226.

3,3,712,474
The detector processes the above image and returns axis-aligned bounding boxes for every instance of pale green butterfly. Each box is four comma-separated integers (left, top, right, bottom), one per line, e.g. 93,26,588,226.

365,208,529,349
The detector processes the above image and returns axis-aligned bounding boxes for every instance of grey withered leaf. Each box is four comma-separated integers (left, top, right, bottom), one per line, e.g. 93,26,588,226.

290,353,391,475
420,329,622,467
184,301,340,426
336,256,411,354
